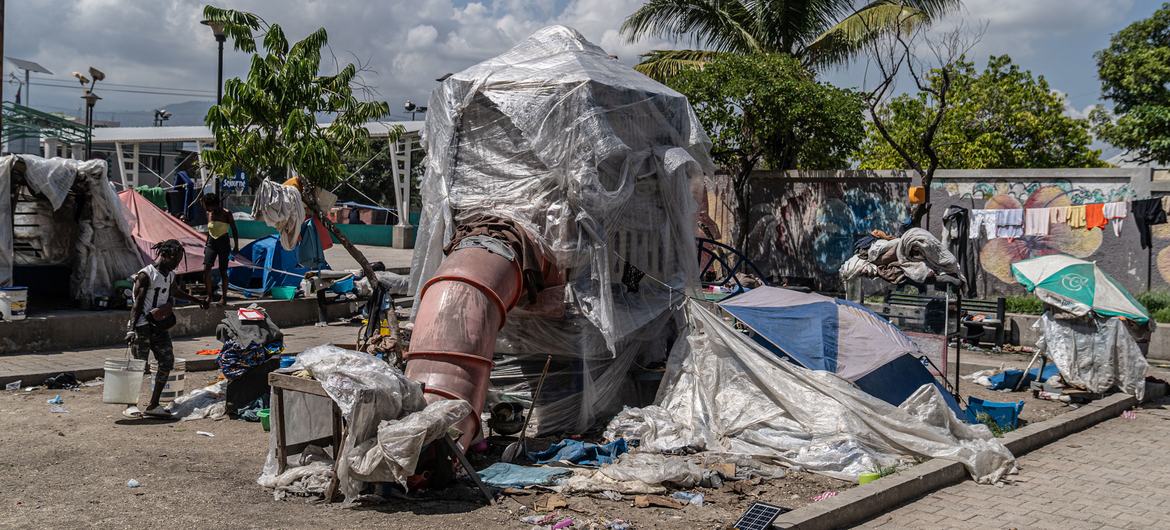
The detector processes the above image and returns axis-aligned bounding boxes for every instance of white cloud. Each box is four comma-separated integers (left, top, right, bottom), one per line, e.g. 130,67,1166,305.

406,25,439,49
936,0,1135,58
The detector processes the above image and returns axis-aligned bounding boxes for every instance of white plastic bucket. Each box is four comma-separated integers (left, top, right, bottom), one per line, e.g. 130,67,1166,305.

0,286,28,321
103,358,146,404
151,358,186,402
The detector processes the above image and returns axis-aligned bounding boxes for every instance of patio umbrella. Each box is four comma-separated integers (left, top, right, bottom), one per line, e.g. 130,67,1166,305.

1010,254,1150,323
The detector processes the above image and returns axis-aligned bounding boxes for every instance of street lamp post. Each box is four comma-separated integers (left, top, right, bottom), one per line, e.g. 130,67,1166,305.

404,100,427,120
202,19,226,195
154,109,171,172
82,90,100,159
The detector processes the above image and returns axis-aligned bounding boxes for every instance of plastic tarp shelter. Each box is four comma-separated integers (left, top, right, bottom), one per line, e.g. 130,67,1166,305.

0,155,142,301
605,300,1015,484
228,235,316,296
411,25,712,435
719,286,963,417
1034,312,1149,399
118,189,245,275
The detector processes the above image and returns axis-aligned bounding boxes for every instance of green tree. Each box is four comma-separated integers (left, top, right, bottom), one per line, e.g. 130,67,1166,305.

1091,3,1170,165
860,56,1105,170
199,6,402,282
622,0,960,79
668,53,864,248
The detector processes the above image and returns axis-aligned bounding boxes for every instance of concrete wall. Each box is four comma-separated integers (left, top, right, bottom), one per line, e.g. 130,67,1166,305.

717,168,1170,297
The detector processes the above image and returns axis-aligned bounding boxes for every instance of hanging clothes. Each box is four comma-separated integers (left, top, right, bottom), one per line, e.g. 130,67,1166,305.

1085,203,1107,230
1067,205,1087,229
252,179,305,251
970,209,998,240
1132,198,1167,249
942,206,977,297
1103,201,1128,237
1024,208,1051,236
995,208,1024,239
1049,206,1069,225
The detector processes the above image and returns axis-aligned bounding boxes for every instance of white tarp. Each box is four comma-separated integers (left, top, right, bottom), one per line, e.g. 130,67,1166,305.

605,300,1015,484
0,155,142,298
1035,312,1148,399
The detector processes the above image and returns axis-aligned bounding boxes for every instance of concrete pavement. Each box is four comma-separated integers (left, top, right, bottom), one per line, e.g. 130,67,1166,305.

0,323,361,387
856,398,1170,529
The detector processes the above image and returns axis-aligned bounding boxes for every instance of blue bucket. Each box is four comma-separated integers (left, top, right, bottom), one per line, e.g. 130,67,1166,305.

279,355,296,369
966,397,1025,430
331,277,355,294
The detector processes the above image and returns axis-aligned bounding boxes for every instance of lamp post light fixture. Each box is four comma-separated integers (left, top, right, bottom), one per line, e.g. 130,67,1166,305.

76,66,105,159
201,19,226,104
404,100,427,120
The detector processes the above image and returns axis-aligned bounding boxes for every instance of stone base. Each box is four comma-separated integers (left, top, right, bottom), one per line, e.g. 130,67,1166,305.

392,225,417,249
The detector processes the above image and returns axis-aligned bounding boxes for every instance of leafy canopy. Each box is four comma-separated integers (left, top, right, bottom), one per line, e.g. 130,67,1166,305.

199,5,397,186
1091,3,1170,165
859,55,1105,169
668,53,865,174
622,0,960,79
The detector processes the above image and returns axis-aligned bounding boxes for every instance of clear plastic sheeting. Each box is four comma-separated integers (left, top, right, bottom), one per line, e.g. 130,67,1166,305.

1034,312,1148,399
410,24,710,351
344,399,471,492
290,345,425,419
604,300,1015,484
0,155,142,298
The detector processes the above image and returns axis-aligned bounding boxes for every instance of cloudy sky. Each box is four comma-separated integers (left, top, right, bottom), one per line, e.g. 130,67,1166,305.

2,0,1160,131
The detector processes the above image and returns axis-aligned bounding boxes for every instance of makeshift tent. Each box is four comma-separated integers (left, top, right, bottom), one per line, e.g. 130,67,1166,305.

228,235,316,296
719,286,962,417
0,155,142,301
118,189,244,275
1011,254,1150,323
604,299,1015,483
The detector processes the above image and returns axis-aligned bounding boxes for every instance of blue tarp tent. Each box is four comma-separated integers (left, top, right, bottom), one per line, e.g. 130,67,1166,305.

228,235,316,296
719,286,964,417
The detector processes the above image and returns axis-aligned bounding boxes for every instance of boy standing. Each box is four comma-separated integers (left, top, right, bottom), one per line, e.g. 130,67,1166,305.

124,240,208,418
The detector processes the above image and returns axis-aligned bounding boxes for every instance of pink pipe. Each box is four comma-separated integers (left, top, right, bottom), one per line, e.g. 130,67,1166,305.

405,245,524,449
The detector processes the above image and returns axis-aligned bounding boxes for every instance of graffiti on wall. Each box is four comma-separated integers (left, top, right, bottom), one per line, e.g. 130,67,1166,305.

933,179,1136,290
746,180,908,289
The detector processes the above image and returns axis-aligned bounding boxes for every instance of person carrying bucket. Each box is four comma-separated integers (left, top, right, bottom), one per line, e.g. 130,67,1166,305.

123,239,208,418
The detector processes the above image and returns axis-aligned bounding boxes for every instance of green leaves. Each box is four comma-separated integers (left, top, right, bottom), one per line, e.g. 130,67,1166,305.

667,53,864,172
1093,3,1170,164
200,6,391,190
859,55,1105,170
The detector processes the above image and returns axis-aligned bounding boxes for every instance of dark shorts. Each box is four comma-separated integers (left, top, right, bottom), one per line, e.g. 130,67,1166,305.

204,235,231,271
132,325,174,374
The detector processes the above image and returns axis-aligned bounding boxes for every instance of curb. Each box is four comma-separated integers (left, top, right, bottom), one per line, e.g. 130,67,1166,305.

1,357,220,388
772,392,1138,529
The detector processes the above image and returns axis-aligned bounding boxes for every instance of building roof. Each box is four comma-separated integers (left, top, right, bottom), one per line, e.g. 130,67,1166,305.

91,120,424,144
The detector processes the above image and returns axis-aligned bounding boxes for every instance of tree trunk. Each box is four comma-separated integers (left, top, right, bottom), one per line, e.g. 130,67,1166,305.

300,180,400,351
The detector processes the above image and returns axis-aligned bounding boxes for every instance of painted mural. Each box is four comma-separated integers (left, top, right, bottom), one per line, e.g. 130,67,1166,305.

931,179,1139,295
744,178,909,290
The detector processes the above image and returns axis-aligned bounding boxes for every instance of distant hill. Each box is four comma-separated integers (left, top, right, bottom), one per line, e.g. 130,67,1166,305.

97,100,214,127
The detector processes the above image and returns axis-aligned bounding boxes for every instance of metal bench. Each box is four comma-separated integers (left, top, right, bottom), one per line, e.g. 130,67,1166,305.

879,291,1005,347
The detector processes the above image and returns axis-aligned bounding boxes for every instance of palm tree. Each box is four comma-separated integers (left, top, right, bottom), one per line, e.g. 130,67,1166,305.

622,0,961,79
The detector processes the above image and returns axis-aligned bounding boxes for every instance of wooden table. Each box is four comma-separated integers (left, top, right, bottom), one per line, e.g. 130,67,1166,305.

267,373,344,475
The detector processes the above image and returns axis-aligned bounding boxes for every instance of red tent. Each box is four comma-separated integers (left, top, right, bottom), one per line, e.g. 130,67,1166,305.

117,189,245,275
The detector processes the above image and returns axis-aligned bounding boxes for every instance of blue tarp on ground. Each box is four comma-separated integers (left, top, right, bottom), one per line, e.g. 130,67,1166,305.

987,364,1061,391
720,287,964,418
228,235,316,296
477,463,573,489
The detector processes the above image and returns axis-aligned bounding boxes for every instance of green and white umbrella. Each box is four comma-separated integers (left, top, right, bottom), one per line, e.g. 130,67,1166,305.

1011,254,1150,323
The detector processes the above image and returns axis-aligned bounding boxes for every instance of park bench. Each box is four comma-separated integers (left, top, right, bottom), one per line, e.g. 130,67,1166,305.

879,292,1006,348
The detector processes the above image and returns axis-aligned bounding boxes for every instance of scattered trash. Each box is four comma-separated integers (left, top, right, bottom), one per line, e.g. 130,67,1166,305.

534,493,569,512
126,479,141,488
812,490,838,502
196,431,215,437
605,519,631,530
670,491,704,506
599,490,622,501
1122,410,1137,420
48,406,68,414
83,378,104,387
634,494,685,510
521,513,560,525
46,394,63,405
44,372,80,390
550,517,574,530
4,380,20,391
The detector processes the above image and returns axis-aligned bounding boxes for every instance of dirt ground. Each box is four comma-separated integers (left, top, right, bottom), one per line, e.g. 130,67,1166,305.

0,373,848,529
